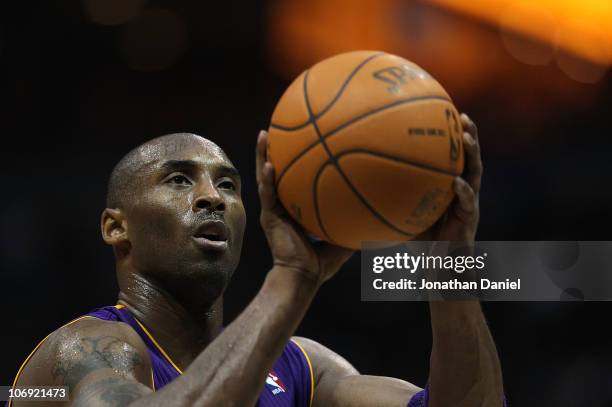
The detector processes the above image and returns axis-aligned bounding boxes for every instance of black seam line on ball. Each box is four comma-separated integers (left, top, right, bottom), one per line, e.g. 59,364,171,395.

304,69,335,241
275,94,453,189
334,149,461,177
313,161,335,243
303,69,415,238
269,52,385,131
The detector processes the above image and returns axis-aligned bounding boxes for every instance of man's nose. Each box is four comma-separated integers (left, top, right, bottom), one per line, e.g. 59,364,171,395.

192,180,225,212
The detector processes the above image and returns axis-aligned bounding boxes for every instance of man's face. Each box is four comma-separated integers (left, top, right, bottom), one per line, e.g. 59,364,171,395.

123,135,246,303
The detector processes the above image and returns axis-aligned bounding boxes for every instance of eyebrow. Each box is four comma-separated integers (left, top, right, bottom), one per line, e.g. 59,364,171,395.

159,159,241,181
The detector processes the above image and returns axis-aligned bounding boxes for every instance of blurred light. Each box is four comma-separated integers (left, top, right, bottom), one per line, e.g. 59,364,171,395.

556,50,608,84
501,31,555,66
267,0,505,96
427,0,612,66
120,8,188,72
555,20,608,83
267,0,395,77
267,0,607,151
500,3,556,66
82,0,147,26
556,12,611,67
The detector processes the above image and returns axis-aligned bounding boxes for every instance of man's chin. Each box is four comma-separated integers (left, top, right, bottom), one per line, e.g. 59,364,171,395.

162,267,230,309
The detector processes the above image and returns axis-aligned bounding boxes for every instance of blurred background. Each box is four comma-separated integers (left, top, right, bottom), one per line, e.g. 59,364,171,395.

1,0,611,405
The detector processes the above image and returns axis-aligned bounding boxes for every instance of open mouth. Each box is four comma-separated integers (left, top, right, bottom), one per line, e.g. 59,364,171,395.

193,219,229,251
198,232,226,242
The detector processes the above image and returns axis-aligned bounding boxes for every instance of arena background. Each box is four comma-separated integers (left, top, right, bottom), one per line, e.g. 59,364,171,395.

1,1,611,405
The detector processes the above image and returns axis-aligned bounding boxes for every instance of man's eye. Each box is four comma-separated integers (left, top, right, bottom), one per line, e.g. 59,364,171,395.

218,180,236,190
169,175,191,185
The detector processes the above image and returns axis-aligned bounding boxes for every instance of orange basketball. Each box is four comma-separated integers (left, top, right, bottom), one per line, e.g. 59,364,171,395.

267,50,464,250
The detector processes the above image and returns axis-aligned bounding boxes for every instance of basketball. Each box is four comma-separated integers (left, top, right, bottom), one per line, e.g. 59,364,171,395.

267,50,464,249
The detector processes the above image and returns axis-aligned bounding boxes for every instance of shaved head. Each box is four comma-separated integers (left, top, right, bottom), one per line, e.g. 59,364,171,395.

106,133,229,209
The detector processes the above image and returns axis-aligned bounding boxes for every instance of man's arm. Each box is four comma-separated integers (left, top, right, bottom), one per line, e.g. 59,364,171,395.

293,337,422,407
428,301,503,406
426,114,504,406
294,311,503,407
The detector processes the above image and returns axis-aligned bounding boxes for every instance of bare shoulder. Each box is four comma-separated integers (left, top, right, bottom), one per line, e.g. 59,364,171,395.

15,317,152,388
292,336,359,378
292,337,421,407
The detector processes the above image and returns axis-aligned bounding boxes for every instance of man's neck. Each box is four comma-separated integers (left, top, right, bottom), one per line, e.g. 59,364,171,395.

116,271,223,372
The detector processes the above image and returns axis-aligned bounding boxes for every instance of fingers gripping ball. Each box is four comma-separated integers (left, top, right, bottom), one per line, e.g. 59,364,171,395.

267,51,464,250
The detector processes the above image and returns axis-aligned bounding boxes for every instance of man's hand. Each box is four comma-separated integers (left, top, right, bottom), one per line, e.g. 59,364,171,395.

417,113,482,247
256,130,354,285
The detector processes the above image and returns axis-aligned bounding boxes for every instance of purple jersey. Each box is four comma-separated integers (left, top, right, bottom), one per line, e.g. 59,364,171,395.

9,305,313,407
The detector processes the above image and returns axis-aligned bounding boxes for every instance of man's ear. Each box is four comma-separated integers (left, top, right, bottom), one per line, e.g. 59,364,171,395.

101,208,129,248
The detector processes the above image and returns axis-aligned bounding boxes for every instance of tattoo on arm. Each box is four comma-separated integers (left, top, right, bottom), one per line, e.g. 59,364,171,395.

73,377,149,407
52,335,144,388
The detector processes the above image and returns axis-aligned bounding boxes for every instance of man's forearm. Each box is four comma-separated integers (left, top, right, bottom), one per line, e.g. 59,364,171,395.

427,301,504,407
132,266,319,407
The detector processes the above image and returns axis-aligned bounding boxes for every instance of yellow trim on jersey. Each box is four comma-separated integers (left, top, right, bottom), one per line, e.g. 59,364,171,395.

132,317,184,375
8,315,94,407
290,338,315,407
114,304,156,388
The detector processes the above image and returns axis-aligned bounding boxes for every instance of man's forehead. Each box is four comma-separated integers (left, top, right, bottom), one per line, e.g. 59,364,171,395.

137,134,231,169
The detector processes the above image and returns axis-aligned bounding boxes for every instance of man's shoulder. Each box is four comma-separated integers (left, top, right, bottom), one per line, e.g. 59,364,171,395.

47,316,149,358
14,316,151,386
291,336,358,377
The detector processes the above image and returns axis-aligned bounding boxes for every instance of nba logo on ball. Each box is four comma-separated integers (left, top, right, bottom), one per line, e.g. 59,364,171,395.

268,50,464,249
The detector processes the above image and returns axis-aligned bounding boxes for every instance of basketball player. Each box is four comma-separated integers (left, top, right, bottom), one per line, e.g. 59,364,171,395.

9,114,504,406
